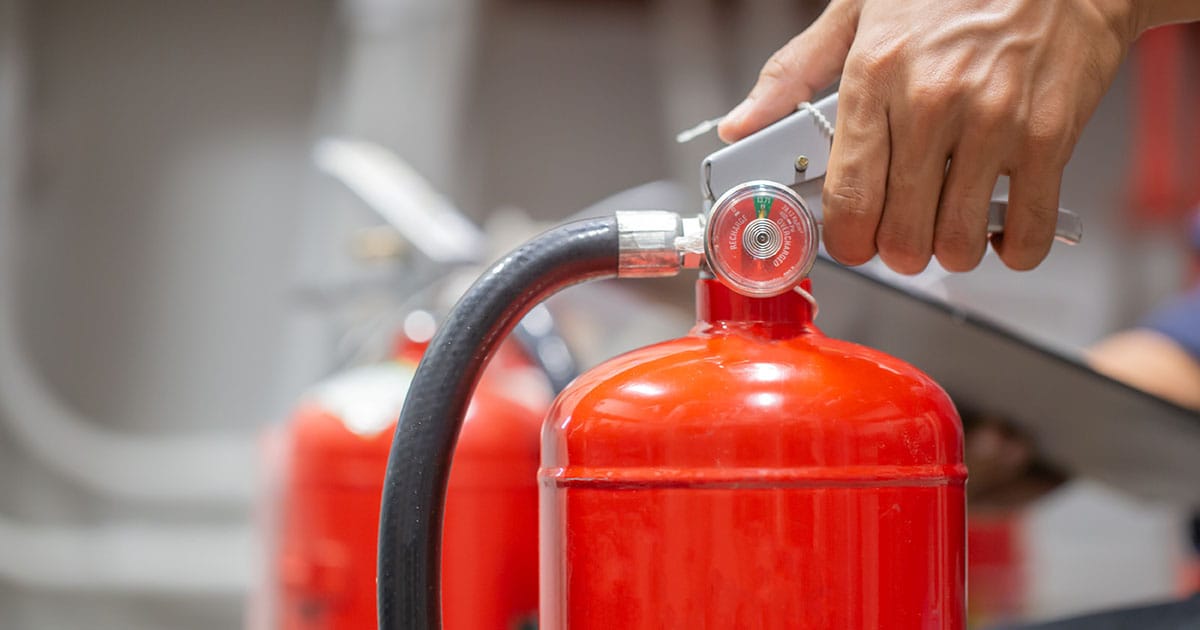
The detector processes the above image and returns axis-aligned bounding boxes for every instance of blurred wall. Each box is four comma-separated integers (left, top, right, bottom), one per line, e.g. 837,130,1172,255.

18,0,330,437
2,1,333,628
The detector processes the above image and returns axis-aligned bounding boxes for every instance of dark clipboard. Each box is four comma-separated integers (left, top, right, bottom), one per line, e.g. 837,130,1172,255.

810,254,1200,508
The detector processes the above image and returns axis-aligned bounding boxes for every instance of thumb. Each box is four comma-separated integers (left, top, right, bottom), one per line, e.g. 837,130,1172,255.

718,0,860,143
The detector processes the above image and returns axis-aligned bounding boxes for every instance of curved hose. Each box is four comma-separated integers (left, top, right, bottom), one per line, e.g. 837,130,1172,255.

377,217,620,629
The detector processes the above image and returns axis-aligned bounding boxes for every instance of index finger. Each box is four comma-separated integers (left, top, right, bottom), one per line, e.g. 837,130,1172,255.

718,0,859,142
820,60,891,266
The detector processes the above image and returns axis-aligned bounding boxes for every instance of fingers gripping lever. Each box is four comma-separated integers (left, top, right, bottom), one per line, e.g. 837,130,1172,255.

699,93,1082,246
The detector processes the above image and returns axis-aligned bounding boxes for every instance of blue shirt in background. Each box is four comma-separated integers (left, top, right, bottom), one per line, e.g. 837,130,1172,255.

1143,285,1200,362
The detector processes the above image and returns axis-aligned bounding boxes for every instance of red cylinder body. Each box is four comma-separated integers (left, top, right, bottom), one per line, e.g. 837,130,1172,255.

540,279,965,629
269,342,544,629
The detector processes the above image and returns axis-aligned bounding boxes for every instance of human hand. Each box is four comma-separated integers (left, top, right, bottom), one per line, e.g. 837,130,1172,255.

719,0,1160,274
1088,328,1200,411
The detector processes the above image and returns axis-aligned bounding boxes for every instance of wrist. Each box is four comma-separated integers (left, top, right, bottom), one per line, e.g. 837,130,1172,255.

1133,0,1200,36
1131,0,1150,36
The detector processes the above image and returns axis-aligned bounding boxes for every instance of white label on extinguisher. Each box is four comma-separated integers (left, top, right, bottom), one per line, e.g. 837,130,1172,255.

306,362,415,436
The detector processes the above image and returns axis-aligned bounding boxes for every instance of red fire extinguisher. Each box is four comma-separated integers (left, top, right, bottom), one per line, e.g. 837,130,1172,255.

377,182,967,627
269,332,547,629
376,93,1080,628
540,272,965,628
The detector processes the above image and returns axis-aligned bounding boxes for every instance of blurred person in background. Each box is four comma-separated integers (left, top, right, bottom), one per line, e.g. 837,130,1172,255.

1090,285,1200,411
955,282,1200,624
961,227,1200,501
930,216,1200,629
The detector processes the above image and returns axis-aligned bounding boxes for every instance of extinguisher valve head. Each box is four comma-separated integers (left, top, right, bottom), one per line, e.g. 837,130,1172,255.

614,184,820,295
704,180,819,297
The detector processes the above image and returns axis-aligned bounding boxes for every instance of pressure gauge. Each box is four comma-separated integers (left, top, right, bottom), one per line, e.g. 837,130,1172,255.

705,180,819,297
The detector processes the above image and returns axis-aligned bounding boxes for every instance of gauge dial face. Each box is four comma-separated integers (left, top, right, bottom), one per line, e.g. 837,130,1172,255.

705,181,818,297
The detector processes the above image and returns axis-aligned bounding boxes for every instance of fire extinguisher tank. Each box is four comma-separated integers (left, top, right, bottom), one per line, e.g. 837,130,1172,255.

540,279,965,629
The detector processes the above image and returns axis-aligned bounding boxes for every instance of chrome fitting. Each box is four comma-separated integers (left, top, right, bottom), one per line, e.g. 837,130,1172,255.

676,215,705,269
616,210,684,278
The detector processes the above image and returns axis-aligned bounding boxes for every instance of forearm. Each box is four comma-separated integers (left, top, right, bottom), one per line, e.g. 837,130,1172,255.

1138,0,1200,33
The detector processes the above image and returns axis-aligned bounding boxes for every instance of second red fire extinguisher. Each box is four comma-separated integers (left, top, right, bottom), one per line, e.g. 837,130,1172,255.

269,335,545,629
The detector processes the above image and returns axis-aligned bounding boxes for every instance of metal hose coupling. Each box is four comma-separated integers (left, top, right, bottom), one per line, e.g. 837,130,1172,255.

615,210,704,278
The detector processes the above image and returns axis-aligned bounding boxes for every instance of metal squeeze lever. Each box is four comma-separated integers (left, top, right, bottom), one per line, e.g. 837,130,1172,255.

700,92,1083,246
617,92,1087,300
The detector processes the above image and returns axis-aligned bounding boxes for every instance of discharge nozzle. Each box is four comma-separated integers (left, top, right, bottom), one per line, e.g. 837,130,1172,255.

616,180,819,297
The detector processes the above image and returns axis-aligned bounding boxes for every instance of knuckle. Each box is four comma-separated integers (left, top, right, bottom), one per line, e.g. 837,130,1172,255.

823,180,882,266
1021,112,1074,163
935,250,982,273
1023,122,1060,153
844,54,876,80
1024,199,1059,224
905,79,951,113
998,248,1043,272
847,45,900,83
970,92,1018,135
998,217,1055,270
824,180,880,220
823,223,877,265
1006,226,1050,257
825,240,876,266
934,225,985,272
936,222,973,248
876,223,931,274
876,225,926,258
758,53,791,86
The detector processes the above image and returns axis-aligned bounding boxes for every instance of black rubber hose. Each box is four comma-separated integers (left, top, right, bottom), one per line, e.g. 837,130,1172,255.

377,217,620,629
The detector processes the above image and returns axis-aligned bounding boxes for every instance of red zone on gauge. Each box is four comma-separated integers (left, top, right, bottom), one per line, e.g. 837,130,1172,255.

706,183,818,297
